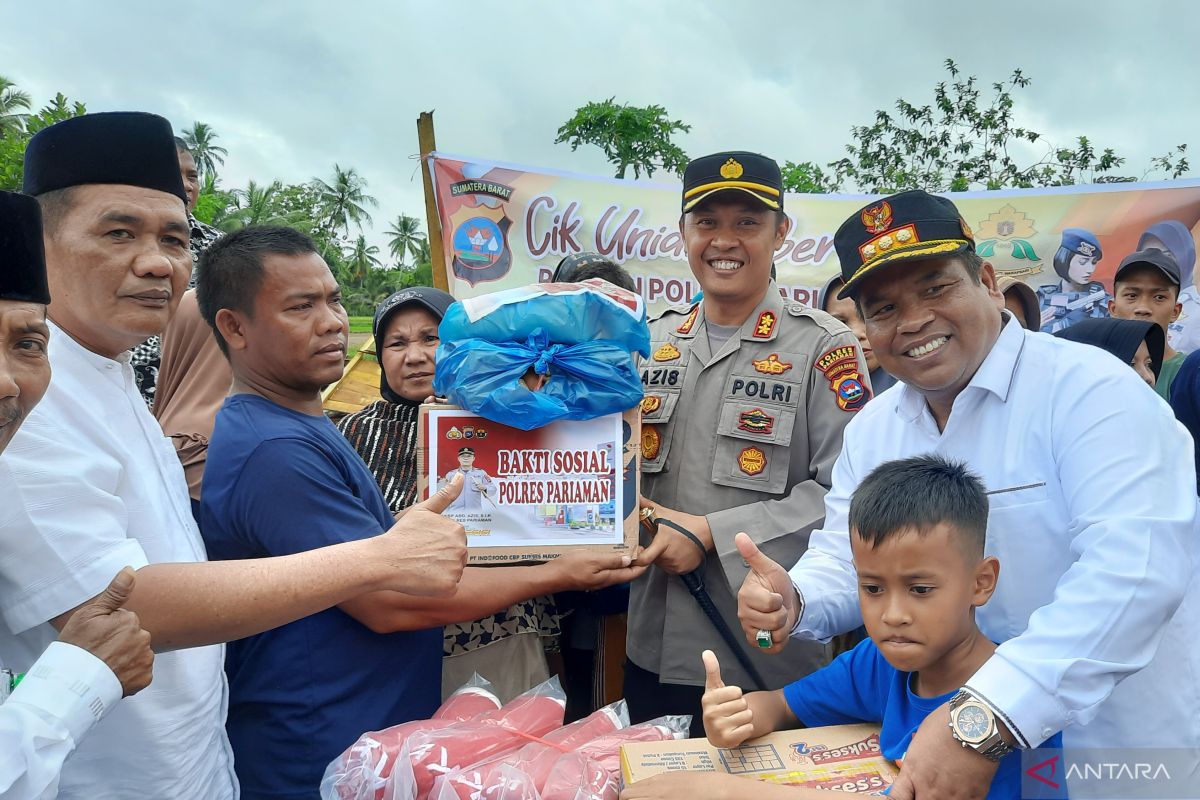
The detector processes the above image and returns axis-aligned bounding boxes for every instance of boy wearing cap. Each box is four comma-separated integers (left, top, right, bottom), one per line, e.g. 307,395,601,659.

736,189,1198,798
1108,247,1187,399
629,151,866,734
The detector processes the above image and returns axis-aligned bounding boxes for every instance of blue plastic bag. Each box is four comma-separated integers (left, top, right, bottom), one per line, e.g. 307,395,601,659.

434,280,650,430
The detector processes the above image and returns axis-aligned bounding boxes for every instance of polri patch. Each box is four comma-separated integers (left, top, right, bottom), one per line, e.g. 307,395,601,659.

677,305,699,334
752,311,777,339
752,353,792,375
641,426,661,460
737,408,775,435
653,343,681,362
738,446,767,475
814,345,871,412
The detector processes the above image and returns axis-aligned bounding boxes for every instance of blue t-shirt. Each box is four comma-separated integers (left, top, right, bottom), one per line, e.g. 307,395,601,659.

201,394,441,800
783,639,1061,799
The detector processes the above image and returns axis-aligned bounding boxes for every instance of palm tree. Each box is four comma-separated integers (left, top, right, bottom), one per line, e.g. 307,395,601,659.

384,214,427,266
0,75,31,137
181,121,228,179
216,180,295,231
311,164,378,240
344,234,382,285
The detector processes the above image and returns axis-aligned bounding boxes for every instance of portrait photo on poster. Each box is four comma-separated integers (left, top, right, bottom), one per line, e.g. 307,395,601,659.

426,408,626,548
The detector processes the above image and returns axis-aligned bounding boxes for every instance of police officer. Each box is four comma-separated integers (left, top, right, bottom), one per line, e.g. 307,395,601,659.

627,151,869,733
444,447,495,512
1037,227,1108,333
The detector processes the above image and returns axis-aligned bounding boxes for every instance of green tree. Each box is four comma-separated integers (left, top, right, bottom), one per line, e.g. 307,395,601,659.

0,91,87,191
385,213,426,267
0,75,31,137
311,164,378,240
783,60,1191,194
555,98,691,179
344,234,382,284
215,180,303,231
181,121,228,179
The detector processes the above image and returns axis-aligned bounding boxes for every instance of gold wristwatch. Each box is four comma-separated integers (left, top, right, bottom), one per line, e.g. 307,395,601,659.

948,689,1015,762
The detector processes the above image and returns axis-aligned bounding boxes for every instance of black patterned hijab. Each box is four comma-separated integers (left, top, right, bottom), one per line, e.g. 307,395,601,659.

337,287,454,512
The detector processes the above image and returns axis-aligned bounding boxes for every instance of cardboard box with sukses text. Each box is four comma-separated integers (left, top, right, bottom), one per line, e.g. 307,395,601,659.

620,723,898,795
418,404,640,565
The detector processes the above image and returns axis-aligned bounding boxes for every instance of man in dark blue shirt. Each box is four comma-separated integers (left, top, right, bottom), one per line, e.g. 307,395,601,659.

196,226,643,798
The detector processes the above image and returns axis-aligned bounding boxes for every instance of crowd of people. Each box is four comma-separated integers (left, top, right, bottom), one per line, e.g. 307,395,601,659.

0,110,1196,800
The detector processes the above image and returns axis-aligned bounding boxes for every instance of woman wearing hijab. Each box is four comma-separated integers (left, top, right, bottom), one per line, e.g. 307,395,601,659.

1054,317,1165,389
1168,350,1200,495
337,287,602,701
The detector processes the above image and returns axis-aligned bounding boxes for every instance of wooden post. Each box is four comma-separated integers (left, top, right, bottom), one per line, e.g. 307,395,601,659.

417,111,448,291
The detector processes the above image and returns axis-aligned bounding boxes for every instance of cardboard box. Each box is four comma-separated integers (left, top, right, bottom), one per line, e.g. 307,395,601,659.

620,724,898,795
418,405,640,565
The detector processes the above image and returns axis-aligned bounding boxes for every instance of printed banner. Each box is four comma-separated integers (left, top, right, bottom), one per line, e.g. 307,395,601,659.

426,408,625,548
430,153,1200,347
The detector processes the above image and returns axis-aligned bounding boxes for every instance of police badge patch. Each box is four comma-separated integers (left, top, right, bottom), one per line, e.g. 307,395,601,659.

640,395,663,414
641,426,661,460
814,345,871,412
652,343,681,362
738,446,767,475
752,353,792,375
737,408,775,435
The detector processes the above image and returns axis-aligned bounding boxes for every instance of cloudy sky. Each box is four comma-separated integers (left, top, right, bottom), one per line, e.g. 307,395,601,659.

4,0,1196,253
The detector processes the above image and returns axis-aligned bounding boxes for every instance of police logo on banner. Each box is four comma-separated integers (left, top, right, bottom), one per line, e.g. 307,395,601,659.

450,205,514,286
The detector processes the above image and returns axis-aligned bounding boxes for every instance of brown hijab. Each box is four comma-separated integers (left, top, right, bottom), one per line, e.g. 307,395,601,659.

153,289,233,501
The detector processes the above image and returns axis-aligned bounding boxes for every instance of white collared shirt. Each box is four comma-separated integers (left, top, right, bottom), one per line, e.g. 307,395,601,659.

0,642,121,800
789,317,1200,753
0,321,236,800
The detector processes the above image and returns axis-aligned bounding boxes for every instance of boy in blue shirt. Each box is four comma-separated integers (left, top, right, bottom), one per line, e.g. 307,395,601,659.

629,455,1057,799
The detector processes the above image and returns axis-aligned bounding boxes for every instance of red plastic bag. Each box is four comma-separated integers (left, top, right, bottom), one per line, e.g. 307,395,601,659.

440,700,629,798
393,678,567,800
320,677,502,800
429,762,542,800
502,701,627,791
539,715,690,800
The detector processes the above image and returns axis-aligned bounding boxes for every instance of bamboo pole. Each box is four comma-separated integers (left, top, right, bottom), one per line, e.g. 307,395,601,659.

417,111,448,292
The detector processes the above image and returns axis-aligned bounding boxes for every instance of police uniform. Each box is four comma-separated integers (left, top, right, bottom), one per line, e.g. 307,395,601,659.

1037,228,1109,333
627,152,870,709
445,451,495,512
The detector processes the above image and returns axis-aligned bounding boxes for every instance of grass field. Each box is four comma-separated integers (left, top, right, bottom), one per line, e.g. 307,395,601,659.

349,316,373,334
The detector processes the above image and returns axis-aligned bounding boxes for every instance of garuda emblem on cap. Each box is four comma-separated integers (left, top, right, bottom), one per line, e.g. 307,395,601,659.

719,158,744,179
861,202,893,234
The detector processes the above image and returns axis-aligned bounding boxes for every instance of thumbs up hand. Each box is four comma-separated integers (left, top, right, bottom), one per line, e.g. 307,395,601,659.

700,650,755,749
58,568,155,697
734,533,800,655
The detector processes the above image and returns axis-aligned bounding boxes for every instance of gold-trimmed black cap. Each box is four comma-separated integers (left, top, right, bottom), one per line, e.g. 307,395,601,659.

682,151,783,213
835,189,974,299
0,191,49,304
23,112,187,204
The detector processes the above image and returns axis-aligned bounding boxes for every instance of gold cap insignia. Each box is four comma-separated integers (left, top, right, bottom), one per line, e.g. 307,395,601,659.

719,158,744,180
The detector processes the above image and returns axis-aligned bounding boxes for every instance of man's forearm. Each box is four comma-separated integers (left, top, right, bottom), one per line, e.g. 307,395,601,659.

52,538,391,652
340,564,564,633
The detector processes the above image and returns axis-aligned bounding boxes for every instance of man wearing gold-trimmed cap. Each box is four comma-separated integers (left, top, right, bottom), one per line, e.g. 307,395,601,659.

627,151,869,734
736,188,1200,798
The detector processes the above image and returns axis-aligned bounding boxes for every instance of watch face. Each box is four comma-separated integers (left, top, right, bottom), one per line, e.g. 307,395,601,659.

954,703,992,743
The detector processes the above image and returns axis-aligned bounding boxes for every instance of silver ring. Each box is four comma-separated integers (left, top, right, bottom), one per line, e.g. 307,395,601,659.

755,628,773,649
